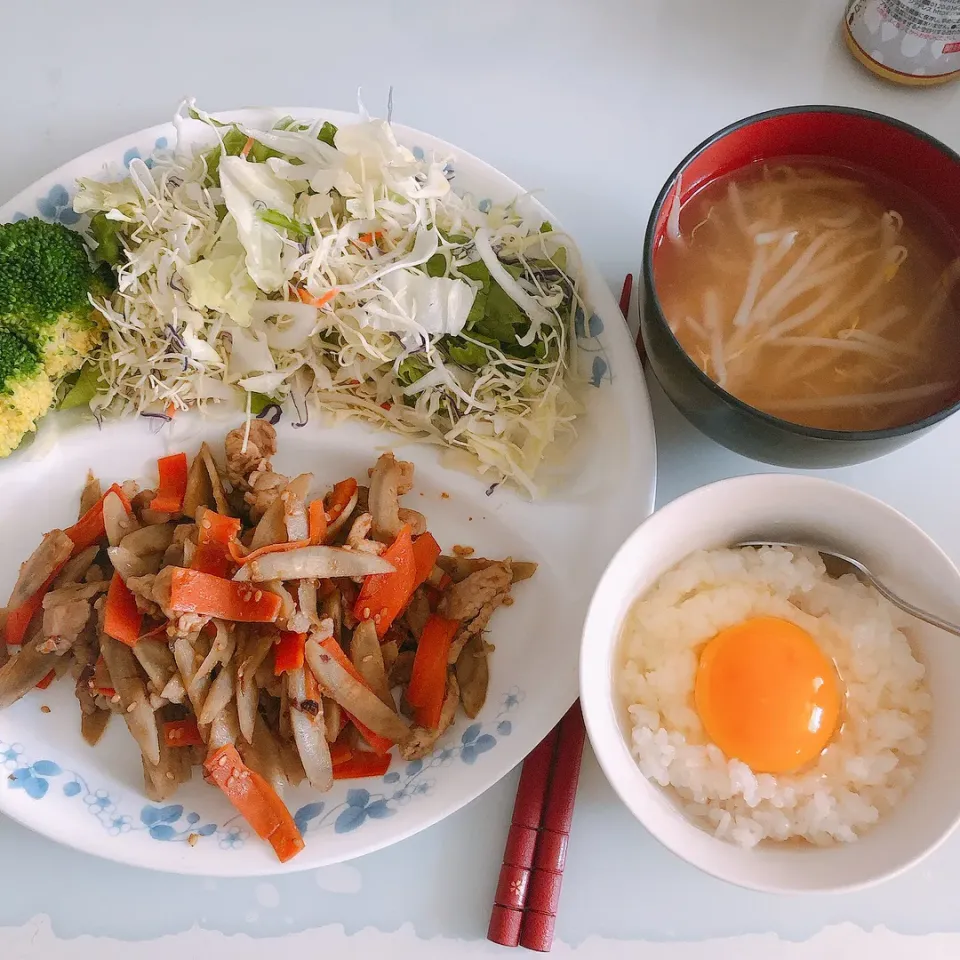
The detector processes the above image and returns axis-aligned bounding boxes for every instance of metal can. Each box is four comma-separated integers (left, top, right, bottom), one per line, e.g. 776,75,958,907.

844,0,960,85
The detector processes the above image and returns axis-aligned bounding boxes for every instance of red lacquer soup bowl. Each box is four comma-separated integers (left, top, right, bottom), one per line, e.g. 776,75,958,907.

641,106,960,467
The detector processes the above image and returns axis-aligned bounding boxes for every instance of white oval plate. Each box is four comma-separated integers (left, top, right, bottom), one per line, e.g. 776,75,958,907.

0,108,656,875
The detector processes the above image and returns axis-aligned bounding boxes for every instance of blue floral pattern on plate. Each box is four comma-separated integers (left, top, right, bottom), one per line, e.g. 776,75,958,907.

35,184,80,225
294,688,522,836
4,743,228,846
575,306,612,386
1,688,523,849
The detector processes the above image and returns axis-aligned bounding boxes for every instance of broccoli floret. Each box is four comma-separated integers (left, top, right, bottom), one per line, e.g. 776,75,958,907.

0,327,55,458
0,218,106,456
0,217,93,330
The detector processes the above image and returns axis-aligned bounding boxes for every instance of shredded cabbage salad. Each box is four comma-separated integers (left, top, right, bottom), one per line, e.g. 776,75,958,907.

71,100,586,495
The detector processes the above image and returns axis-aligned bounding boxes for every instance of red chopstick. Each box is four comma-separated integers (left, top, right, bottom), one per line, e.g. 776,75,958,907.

519,702,587,952
487,726,560,946
620,272,647,367
486,275,635,952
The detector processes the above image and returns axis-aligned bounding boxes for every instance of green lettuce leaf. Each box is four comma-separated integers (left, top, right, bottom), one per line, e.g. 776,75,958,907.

249,391,277,415
258,208,312,239
397,354,431,386
88,212,124,266
317,122,338,147
59,362,104,410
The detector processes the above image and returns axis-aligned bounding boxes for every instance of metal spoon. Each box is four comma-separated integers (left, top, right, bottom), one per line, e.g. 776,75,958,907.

737,540,960,639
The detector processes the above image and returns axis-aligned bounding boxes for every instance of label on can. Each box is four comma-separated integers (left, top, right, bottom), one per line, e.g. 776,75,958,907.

845,0,960,79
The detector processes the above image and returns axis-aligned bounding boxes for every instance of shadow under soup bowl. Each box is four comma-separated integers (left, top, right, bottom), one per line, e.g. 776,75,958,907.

641,106,960,467
580,474,960,893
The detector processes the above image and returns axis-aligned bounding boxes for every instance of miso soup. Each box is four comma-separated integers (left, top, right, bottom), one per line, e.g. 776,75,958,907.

654,160,960,431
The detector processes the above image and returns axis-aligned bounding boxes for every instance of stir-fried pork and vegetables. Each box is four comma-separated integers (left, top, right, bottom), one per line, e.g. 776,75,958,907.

0,422,534,861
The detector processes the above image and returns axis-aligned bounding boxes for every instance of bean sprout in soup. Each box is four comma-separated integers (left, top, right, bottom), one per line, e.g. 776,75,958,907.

654,159,960,431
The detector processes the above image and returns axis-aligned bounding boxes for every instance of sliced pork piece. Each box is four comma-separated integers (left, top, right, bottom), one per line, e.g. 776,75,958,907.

346,513,386,556
245,470,289,522
40,581,107,651
399,673,460,760
397,508,426,536
397,460,415,495
438,560,512,623
127,567,174,619
437,556,538,584
448,591,510,664
100,635,161,766
225,420,278,489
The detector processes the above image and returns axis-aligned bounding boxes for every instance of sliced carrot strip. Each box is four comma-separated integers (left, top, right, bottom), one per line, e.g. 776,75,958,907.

204,744,304,863
274,631,307,675
198,510,242,546
149,453,188,514
104,572,143,647
411,532,441,590
329,740,353,766
163,717,204,747
4,561,66,647
407,614,459,728
64,483,132,555
295,286,338,309
323,478,358,539
333,752,391,779
308,500,328,545
169,568,281,622
35,670,56,691
353,525,415,638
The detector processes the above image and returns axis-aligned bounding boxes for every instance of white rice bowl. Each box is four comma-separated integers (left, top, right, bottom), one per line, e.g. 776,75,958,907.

617,545,931,848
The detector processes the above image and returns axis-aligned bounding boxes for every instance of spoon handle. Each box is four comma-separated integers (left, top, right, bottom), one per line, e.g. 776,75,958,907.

864,574,960,639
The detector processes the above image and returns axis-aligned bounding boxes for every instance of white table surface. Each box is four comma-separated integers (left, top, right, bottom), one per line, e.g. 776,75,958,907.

3,1,960,957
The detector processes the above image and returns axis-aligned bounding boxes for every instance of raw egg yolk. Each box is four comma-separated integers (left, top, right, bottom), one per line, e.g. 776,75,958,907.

694,616,841,774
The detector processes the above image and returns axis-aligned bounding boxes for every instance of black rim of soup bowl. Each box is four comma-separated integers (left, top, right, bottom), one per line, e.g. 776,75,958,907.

641,104,960,466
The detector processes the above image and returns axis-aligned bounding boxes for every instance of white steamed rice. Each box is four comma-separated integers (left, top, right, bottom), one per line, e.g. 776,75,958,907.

618,545,930,848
